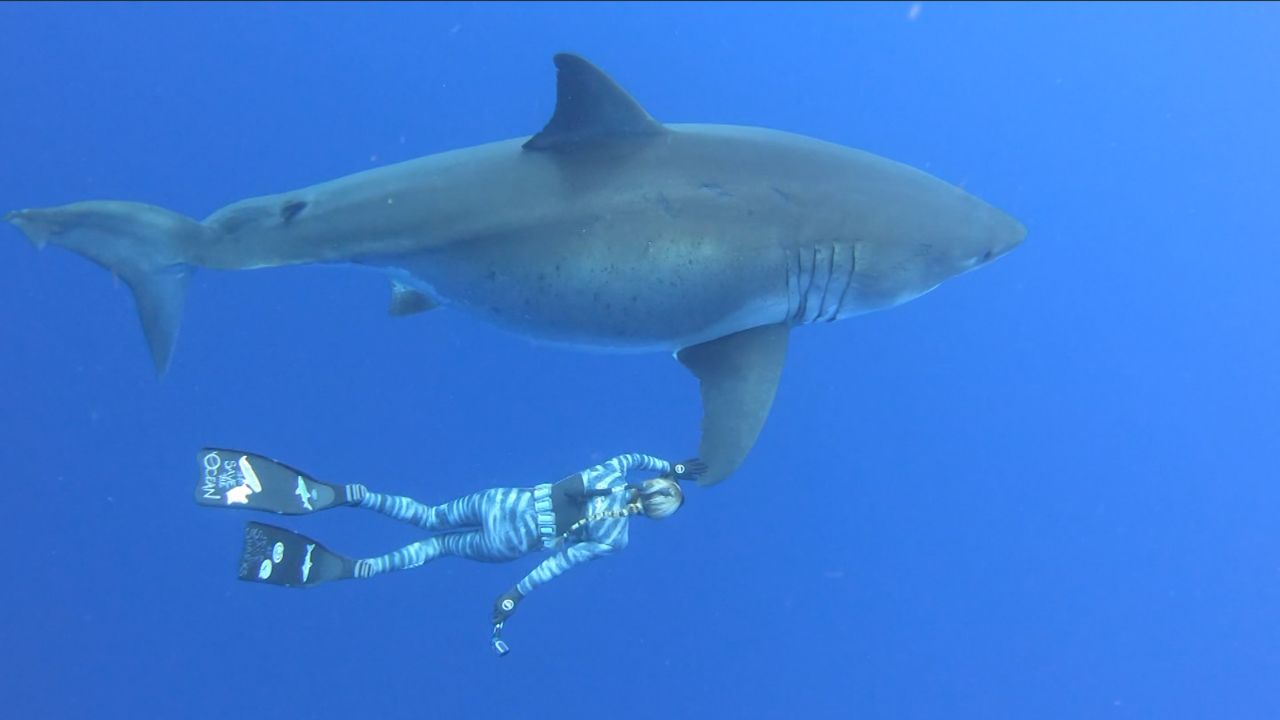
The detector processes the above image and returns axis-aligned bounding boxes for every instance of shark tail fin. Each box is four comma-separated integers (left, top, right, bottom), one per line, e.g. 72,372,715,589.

5,200,211,377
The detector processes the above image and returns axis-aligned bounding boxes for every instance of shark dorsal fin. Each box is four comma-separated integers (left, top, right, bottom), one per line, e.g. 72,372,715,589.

523,53,665,152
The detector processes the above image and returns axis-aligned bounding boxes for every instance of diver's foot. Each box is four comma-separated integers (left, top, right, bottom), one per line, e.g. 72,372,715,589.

345,483,368,506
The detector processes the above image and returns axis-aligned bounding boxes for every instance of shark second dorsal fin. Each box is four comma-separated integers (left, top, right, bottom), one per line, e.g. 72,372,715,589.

523,53,666,152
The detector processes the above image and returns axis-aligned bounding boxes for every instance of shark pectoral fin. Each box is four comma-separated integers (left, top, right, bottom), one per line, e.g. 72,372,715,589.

522,53,667,152
676,323,790,486
387,279,437,317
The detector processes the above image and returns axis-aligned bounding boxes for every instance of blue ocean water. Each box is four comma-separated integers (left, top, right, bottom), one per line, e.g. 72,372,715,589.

1,2,1276,718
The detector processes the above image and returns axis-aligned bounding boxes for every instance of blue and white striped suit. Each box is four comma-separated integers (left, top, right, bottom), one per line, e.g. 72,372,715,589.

355,453,671,597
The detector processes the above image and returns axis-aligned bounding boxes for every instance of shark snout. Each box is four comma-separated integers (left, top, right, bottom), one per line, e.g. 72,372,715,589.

997,213,1027,256
978,207,1026,266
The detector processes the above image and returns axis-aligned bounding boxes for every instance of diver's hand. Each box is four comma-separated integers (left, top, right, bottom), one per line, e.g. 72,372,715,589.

492,588,523,624
671,458,708,481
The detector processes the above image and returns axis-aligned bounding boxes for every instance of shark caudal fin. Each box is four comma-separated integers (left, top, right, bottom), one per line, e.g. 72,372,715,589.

5,201,209,376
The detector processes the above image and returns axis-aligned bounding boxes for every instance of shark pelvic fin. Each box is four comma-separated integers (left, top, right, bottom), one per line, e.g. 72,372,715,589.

523,53,666,151
387,279,437,316
676,323,790,486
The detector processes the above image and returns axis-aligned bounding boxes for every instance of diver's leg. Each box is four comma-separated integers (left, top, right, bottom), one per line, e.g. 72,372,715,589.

353,528,526,579
354,487,519,533
353,537,442,578
350,487,437,528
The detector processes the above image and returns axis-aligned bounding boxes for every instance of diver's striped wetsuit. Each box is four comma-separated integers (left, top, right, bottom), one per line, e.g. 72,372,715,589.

353,453,671,595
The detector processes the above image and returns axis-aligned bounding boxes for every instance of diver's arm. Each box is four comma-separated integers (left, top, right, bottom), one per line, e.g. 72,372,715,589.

560,473,609,499
573,454,671,496
605,453,673,478
516,541,614,596
492,541,615,624
594,453,705,488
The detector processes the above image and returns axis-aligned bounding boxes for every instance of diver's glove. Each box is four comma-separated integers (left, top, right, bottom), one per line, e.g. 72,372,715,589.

670,458,708,482
492,587,523,624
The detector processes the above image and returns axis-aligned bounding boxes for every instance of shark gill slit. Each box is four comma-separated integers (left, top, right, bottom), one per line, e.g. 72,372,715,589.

786,246,805,324
816,241,836,320
787,242,857,324
809,245,821,322
784,248,796,322
787,247,803,324
832,241,857,322
801,246,820,323
796,246,812,321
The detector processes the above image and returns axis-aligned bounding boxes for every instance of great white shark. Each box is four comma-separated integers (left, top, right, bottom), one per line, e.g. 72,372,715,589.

5,54,1024,485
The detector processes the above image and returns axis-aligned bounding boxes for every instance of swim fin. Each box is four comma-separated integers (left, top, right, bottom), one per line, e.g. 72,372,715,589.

195,448,352,515
238,521,354,588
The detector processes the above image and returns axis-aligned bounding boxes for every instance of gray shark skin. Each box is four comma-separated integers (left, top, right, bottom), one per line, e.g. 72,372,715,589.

5,54,1025,485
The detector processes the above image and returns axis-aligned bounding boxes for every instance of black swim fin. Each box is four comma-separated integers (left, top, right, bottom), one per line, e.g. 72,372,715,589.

195,448,352,515
238,521,354,588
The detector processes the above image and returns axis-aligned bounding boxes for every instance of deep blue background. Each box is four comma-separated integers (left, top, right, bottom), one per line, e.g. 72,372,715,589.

1,2,1276,718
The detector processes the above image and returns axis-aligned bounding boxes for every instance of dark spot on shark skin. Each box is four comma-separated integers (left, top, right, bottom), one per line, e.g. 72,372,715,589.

700,182,733,199
280,200,307,223
486,269,497,282
651,191,676,219
771,186,794,205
